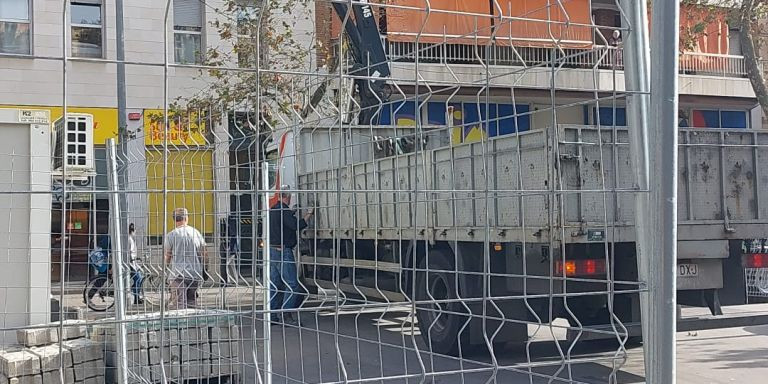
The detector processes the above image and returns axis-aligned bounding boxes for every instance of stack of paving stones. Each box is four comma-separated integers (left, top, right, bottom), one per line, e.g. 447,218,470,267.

94,310,241,383
1,320,103,384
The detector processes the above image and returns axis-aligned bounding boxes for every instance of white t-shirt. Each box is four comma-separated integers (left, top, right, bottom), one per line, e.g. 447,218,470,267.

128,234,138,270
164,225,206,280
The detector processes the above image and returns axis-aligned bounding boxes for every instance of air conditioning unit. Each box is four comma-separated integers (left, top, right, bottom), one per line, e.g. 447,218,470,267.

52,113,95,177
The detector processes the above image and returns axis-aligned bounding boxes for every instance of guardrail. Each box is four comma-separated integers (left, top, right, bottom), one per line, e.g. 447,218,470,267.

679,51,749,77
388,41,624,69
386,41,749,78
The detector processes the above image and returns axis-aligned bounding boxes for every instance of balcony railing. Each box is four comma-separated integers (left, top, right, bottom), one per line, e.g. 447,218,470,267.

388,41,624,70
679,52,749,78
386,41,749,78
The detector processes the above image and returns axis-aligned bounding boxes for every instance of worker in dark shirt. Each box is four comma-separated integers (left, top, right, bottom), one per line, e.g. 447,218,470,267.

269,186,313,324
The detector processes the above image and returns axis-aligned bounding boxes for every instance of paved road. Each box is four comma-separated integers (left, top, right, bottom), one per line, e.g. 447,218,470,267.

656,324,768,384
55,284,768,383
233,304,768,384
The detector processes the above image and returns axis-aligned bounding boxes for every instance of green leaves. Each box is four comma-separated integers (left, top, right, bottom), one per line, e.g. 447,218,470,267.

168,0,314,130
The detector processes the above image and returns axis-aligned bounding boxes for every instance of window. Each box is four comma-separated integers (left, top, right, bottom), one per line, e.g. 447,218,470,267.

236,4,260,67
689,109,748,129
0,0,31,54
728,28,742,56
591,106,627,126
174,0,203,64
71,1,103,58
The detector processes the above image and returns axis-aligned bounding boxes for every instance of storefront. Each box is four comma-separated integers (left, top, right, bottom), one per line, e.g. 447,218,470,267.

142,109,215,243
0,106,118,281
50,147,113,281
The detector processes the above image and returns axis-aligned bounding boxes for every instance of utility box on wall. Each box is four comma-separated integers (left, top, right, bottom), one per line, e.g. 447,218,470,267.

52,113,94,178
0,108,52,345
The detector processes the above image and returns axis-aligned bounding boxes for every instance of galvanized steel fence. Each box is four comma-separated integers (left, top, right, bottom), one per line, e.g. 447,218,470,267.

0,0,702,383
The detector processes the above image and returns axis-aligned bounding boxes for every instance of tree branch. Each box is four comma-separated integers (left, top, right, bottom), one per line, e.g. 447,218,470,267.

739,0,768,119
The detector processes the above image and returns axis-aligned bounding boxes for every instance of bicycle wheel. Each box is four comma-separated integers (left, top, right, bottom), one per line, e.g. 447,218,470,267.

142,273,169,308
83,276,115,312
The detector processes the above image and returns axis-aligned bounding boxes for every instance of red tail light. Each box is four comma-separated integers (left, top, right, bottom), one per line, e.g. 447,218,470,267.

743,253,768,268
555,259,607,277
585,259,598,275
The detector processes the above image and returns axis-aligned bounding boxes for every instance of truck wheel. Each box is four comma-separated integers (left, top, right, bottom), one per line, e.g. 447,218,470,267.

415,250,469,356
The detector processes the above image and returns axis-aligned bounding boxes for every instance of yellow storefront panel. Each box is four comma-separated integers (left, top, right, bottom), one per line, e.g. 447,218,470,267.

0,105,118,144
143,109,208,146
146,150,215,237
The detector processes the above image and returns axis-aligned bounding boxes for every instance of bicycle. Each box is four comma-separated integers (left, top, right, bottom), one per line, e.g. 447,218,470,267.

137,257,174,309
83,273,115,312
83,255,172,312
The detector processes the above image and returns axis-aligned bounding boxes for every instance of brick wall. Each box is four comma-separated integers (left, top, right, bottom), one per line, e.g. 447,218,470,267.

592,9,619,44
315,1,334,68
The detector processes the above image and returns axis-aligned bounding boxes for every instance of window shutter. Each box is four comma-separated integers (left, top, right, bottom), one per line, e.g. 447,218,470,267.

173,0,202,28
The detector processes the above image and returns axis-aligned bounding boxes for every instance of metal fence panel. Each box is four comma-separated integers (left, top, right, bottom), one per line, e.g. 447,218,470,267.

0,1,690,383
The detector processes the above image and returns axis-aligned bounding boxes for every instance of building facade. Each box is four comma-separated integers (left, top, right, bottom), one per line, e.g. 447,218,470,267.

0,0,244,279
0,0,759,280
314,0,759,135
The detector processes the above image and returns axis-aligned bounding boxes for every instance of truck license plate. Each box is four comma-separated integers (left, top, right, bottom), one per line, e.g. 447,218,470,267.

678,263,698,277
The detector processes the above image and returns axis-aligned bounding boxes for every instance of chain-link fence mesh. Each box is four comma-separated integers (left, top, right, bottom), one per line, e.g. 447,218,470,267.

9,0,759,383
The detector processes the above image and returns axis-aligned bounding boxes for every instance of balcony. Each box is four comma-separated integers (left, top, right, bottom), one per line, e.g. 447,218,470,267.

387,41,750,79
679,52,751,78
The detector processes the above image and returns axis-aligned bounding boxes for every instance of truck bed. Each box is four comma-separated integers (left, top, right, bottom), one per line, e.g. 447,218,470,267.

298,126,768,244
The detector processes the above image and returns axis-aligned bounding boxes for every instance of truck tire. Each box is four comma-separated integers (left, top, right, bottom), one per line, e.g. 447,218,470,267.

415,250,469,356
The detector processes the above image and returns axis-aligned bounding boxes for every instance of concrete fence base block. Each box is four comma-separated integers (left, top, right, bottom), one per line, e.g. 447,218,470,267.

41,368,75,384
72,360,101,382
15,329,50,348
209,362,233,377
180,360,210,379
82,377,102,384
62,340,102,365
29,346,73,372
0,349,42,378
5,374,42,384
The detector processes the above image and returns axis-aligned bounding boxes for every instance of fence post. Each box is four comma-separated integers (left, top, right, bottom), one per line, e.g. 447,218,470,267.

261,161,272,384
106,138,129,384
649,0,680,382
619,0,652,374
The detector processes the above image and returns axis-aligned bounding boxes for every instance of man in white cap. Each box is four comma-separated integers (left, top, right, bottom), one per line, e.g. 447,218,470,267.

164,207,208,309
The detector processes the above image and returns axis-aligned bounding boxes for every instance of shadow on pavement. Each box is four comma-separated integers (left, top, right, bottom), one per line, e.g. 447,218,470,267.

235,304,646,384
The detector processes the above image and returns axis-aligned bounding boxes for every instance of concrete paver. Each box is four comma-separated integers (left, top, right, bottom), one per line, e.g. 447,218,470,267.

43,285,768,383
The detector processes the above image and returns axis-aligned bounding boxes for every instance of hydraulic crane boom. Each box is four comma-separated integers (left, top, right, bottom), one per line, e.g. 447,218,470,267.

332,1,391,125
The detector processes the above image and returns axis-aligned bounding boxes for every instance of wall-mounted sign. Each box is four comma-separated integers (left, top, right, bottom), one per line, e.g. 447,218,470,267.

144,109,208,146
19,109,50,124
2,106,117,144
52,179,93,203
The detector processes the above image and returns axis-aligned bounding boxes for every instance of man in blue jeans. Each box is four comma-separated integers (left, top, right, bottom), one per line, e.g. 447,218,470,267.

269,187,313,325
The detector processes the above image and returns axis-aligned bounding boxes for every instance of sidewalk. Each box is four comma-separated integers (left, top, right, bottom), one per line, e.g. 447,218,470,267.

53,280,265,320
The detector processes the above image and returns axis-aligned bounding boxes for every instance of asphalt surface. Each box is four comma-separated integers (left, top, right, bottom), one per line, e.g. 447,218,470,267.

235,303,638,384
230,302,768,384
55,283,768,383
